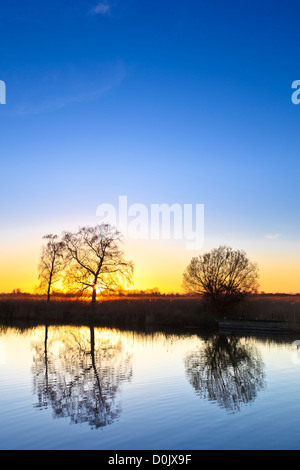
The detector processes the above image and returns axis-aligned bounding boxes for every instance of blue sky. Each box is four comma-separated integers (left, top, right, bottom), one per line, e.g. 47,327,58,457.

0,0,300,292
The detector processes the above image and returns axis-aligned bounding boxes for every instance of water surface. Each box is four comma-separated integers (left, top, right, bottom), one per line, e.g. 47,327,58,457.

0,324,300,449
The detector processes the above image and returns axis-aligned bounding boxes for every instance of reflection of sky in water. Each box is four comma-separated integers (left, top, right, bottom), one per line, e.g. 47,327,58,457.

1,326,300,449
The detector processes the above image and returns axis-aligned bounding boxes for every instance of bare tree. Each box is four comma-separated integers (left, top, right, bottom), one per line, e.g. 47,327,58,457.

183,245,259,307
38,234,65,304
63,224,134,306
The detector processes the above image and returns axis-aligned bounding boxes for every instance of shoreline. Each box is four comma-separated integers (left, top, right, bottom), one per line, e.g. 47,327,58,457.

1,295,300,332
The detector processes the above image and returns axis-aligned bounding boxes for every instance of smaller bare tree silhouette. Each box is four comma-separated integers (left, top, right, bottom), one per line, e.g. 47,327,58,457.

38,234,65,304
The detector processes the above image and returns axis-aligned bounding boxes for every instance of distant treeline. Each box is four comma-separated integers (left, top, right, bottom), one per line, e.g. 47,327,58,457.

1,290,300,299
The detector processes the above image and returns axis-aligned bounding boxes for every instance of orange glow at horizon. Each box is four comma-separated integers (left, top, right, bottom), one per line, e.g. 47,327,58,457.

0,237,299,295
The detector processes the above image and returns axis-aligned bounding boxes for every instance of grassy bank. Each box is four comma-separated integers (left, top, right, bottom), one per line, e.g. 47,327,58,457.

1,294,300,331
0,296,213,329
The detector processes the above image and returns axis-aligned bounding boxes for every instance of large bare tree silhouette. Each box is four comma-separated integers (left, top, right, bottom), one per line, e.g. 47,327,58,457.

63,224,133,306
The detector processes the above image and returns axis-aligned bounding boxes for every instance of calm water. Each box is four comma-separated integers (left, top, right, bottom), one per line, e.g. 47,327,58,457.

0,324,300,450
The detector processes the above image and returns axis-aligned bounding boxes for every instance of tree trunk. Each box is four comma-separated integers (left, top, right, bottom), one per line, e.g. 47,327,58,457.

46,283,51,310
91,286,97,308
47,268,53,307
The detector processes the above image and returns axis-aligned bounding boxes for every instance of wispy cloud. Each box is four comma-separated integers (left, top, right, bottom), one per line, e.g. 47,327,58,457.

90,2,111,15
265,233,281,239
14,86,112,116
8,61,127,116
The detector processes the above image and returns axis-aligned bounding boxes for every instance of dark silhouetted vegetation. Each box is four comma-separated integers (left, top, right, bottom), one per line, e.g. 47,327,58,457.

37,224,134,307
38,234,65,304
183,245,259,311
1,293,300,332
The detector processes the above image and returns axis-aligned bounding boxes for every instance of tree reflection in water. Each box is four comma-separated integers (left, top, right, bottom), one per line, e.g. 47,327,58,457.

185,335,266,413
31,326,132,428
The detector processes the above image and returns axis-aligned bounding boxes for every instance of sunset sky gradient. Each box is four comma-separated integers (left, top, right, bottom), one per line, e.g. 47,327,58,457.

0,0,300,293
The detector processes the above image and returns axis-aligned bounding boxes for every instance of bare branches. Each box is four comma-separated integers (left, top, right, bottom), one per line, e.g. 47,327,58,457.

37,225,134,306
62,224,134,305
38,234,65,303
183,245,259,307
